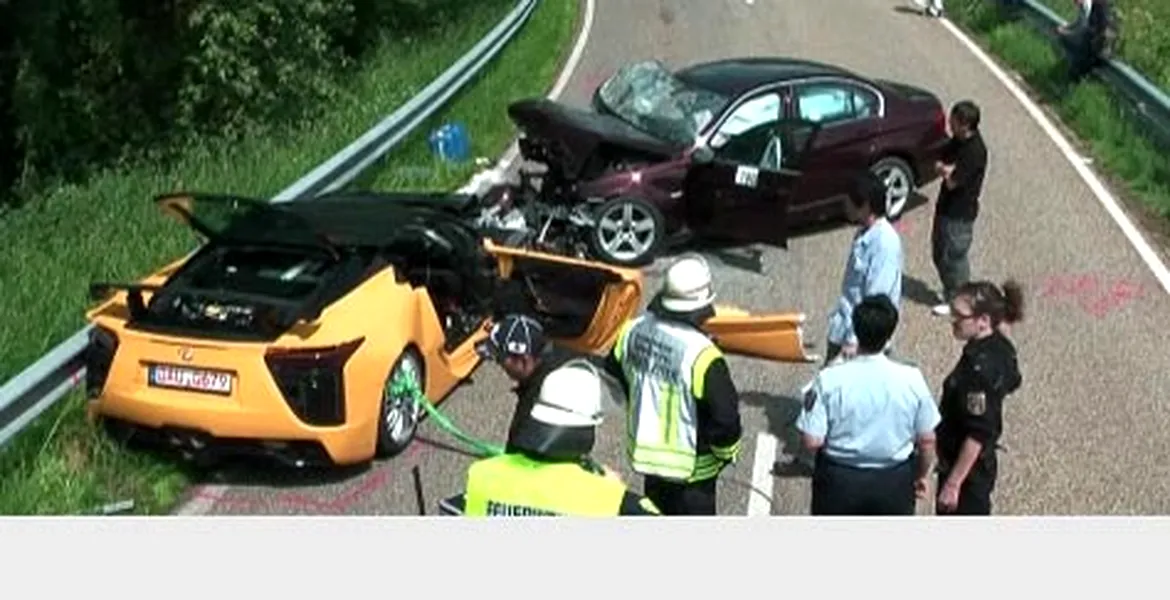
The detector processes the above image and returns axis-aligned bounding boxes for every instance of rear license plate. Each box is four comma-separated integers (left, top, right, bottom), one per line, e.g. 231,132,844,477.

147,364,233,395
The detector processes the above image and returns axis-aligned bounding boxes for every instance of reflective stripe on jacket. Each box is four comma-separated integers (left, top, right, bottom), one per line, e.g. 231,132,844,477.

613,314,727,482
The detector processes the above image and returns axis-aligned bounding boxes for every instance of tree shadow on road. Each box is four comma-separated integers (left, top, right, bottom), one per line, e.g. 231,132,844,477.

741,391,813,479
191,433,491,489
197,457,374,490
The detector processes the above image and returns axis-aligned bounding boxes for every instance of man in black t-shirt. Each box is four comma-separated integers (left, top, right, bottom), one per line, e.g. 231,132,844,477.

930,100,988,318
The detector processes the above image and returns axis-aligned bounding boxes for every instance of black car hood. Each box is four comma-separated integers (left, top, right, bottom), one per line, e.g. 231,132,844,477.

507,98,684,179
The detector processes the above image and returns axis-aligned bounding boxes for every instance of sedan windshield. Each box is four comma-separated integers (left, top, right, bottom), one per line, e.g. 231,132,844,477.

596,60,729,145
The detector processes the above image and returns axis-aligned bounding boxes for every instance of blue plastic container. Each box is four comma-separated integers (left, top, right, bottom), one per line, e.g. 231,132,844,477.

427,122,471,163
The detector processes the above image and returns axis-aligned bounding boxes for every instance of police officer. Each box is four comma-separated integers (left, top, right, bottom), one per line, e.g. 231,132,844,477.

795,295,941,515
602,254,742,515
460,363,661,516
935,279,1024,516
475,314,588,453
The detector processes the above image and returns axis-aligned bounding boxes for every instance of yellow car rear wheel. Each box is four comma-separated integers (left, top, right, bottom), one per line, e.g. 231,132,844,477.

375,348,425,458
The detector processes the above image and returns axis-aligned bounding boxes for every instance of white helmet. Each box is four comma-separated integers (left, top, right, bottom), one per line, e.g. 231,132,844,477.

659,253,716,313
530,362,606,429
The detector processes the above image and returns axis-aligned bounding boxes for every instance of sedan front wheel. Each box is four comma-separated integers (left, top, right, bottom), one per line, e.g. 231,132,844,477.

588,195,664,267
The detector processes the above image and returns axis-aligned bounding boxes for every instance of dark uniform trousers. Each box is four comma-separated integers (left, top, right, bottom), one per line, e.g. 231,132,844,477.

811,453,916,516
643,475,718,516
936,452,998,516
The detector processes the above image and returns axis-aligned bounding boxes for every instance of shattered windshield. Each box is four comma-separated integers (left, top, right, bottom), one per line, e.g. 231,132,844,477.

596,60,730,145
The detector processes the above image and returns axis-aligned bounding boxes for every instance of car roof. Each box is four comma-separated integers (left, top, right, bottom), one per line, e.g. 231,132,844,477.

282,191,480,247
674,57,868,97
160,191,482,252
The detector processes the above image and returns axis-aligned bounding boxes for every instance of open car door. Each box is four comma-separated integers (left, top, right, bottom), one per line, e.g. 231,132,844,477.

682,119,820,249
484,240,644,355
699,304,819,364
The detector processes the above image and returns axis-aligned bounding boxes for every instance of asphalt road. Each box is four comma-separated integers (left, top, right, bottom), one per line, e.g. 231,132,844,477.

188,0,1170,516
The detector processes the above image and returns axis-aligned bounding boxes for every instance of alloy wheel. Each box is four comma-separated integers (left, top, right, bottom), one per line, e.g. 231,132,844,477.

382,352,424,445
877,165,912,218
595,201,657,263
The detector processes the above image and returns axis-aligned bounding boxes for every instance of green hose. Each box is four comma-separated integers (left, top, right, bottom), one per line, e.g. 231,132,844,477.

389,373,505,458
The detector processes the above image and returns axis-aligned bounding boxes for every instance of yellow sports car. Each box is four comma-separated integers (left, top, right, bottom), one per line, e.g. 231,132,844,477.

84,191,817,467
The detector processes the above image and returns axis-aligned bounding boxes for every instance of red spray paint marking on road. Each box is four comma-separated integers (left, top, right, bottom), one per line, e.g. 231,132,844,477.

1039,274,1146,318
189,442,427,514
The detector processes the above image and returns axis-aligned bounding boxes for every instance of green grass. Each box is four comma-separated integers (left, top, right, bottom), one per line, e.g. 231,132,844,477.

349,0,577,191
0,0,580,515
1038,0,1170,90
948,0,1170,218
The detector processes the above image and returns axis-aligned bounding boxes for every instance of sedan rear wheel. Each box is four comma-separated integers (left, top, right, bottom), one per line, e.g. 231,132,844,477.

870,156,915,220
375,348,425,458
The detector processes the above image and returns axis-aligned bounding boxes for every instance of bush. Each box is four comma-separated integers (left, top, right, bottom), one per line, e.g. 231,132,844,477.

0,0,470,207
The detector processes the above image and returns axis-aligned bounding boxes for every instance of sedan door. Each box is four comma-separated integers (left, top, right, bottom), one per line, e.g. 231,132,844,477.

787,79,885,210
681,89,819,248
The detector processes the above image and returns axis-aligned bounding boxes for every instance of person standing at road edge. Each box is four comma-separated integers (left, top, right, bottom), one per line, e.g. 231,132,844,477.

930,100,988,317
935,279,1024,515
602,254,743,515
797,295,941,515
825,171,904,365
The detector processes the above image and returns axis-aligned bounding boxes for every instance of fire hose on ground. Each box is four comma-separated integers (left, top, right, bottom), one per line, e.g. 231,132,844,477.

388,370,778,515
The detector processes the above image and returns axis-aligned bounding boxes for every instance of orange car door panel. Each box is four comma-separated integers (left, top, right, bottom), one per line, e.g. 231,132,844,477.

699,304,819,364
484,241,644,355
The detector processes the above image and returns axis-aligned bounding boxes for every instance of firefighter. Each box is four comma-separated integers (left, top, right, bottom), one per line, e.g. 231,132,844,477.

602,254,742,515
475,313,588,453
460,362,661,516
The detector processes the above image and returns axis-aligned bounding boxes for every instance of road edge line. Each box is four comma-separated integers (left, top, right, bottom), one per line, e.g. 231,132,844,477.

497,0,596,171
937,16,1170,296
746,432,778,516
169,0,598,517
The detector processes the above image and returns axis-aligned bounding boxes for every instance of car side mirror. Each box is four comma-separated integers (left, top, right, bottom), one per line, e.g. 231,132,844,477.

692,145,715,164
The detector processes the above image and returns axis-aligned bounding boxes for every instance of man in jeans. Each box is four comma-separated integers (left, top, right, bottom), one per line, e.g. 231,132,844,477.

931,100,988,318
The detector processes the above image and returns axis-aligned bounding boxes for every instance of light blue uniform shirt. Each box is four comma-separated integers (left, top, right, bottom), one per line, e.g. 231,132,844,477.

826,218,903,347
795,354,940,469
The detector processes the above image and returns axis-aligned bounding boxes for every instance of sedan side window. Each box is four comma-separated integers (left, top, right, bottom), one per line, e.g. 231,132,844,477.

796,82,878,124
709,92,785,171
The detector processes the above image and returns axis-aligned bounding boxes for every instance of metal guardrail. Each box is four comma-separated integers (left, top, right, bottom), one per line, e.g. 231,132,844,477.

1010,0,1170,145
0,0,539,450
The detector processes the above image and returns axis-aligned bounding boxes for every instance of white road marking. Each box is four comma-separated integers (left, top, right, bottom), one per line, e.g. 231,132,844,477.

498,0,597,172
746,432,778,516
170,0,599,517
938,17,1170,297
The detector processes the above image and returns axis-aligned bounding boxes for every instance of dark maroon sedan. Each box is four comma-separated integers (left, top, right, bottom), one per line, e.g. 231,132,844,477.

506,57,950,266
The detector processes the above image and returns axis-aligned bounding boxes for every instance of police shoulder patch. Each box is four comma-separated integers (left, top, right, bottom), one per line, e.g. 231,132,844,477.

965,391,987,416
803,387,818,412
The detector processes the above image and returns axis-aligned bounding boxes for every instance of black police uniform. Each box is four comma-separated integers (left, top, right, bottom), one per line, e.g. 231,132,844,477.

935,330,1022,515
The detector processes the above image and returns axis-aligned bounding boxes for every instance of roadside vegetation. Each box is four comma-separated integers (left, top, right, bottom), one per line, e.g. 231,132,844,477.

946,0,1170,221
0,0,579,515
